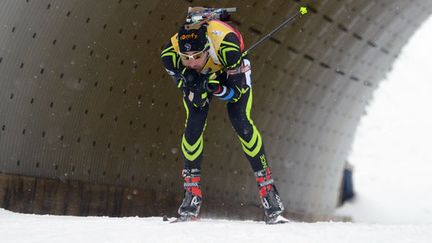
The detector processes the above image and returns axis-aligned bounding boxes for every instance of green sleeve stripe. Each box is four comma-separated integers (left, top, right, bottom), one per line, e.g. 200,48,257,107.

220,46,239,55
177,56,181,69
217,53,227,66
161,46,174,55
177,79,183,88
161,51,176,58
227,57,243,69
221,40,240,49
221,47,239,53
161,52,178,69
220,47,239,65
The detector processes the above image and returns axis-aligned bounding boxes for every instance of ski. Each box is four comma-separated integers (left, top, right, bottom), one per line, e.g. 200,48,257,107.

265,215,290,225
163,215,199,223
163,215,289,224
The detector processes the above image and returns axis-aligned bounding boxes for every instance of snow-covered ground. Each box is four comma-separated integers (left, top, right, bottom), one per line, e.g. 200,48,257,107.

1,208,432,243
2,8,432,243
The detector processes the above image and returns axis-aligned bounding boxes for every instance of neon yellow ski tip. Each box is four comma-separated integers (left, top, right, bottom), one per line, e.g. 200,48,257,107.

299,6,308,15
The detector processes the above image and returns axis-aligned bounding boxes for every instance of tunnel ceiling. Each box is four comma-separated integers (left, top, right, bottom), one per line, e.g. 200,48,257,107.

0,0,431,218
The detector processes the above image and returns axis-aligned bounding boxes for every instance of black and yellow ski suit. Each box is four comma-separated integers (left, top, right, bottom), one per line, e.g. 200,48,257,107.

161,20,270,173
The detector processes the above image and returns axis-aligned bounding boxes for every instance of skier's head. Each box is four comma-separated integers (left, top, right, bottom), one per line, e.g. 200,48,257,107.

178,24,209,53
177,24,210,71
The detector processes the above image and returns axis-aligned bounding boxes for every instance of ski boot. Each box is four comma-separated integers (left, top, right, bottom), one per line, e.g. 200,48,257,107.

255,168,289,224
177,168,202,221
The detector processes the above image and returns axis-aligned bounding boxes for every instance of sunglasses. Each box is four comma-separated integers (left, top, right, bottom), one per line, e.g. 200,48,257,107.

179,46,210,61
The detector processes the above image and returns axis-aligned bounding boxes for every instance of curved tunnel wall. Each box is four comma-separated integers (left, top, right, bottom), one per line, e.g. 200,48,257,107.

0,0,431,219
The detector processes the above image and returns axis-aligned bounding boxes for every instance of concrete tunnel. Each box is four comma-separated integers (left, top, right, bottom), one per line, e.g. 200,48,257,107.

0,0,431,221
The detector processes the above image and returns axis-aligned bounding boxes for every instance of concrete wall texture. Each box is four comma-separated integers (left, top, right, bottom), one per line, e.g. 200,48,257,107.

0,0,431,220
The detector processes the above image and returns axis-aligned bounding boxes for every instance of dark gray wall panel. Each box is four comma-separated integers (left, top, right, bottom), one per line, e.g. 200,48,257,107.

0,0,431,218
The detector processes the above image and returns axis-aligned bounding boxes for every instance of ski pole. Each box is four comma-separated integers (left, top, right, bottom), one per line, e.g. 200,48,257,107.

209,6,308,79
243,6,308,56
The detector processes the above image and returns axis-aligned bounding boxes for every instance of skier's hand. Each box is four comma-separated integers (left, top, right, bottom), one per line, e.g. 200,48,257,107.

203,78,221,93
165,69,186,89
183,70,207,92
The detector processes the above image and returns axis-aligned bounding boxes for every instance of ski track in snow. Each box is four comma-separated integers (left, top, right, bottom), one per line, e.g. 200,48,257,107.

1,209,431,243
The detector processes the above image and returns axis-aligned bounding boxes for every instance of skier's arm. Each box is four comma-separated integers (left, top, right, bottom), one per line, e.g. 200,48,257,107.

210,33,247,102
217,32,243,70
209,72,248,103
161,42,185,89
161,42,209,107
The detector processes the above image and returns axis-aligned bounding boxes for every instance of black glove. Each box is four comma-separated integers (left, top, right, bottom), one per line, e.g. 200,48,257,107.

165,69,185,89
173,72,185,88
183,69,207,92
203,78,221,93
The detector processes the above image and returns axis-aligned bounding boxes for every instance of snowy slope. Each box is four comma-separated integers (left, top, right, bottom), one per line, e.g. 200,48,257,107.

1,209,431,243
